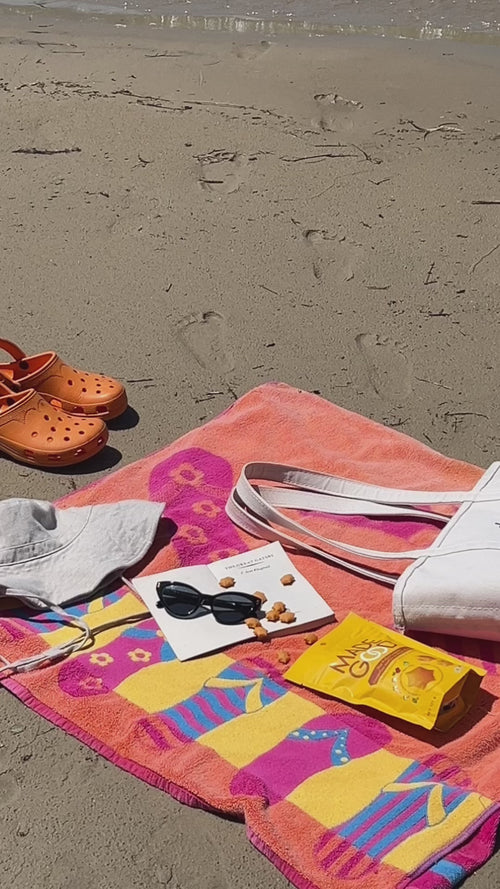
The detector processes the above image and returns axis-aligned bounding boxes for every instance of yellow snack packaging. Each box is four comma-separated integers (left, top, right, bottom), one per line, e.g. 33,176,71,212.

285,613,485,731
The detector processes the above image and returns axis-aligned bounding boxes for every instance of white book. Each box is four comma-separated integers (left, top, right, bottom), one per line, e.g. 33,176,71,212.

131,542,334,661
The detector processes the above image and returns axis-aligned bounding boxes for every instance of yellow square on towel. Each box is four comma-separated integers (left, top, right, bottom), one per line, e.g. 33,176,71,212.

116,653,233,713
383,792,493,873
287,750,413,827
199,692,323,767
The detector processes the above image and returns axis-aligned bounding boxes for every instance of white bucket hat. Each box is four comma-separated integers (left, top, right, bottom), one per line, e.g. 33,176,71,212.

0,497,165,673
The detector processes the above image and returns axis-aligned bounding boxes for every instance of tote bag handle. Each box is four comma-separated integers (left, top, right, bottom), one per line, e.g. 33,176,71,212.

226,462,476,587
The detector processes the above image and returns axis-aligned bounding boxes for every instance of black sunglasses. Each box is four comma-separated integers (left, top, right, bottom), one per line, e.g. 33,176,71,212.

156,581,262,626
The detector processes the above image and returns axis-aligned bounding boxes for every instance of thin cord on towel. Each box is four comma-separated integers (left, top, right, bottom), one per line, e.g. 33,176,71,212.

0,584,151,675
0,596,93,674
121,575,143,598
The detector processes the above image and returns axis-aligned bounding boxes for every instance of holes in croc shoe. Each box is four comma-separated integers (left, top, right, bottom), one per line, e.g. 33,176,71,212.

68,380,73,386
82,387,87,393
19,360,30,371
47,436,54,442
65,427,71,431
89,422,94,427
51,426,56,432
58,416,64,422
44,414,50,421
64,436,70,442
80,378,86,383
31,431,38,438
79,430,85,435
74,422,80,426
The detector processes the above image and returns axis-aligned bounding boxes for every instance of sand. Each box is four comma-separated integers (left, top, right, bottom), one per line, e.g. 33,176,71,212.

0,8,499,887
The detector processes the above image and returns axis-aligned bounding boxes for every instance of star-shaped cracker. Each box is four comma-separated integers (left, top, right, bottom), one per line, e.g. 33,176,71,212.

405,666,436,690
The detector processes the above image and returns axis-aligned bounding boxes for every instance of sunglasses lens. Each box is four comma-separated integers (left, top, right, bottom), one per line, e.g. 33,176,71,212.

158,583,200,617
212,592,257,625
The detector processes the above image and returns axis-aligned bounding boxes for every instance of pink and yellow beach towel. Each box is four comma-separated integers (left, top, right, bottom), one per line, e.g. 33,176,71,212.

1,383,499,889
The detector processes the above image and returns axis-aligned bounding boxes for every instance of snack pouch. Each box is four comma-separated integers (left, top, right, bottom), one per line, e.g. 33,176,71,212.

285,613,485,731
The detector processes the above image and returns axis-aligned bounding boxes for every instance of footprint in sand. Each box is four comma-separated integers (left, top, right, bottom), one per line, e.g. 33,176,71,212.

30,116,76,151
303,229,336,281
138,810,232,889
198,150,249,195
314,92,362,133
355,333,412,399
0,772,20,808
108,194,167,238
302,229,364,283
176,311,235,374
338,245,364,283
48,861,99,889
232,40,271,61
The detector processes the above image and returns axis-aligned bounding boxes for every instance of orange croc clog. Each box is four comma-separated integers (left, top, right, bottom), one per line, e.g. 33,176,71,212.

0,339,128,421
0,383,108,468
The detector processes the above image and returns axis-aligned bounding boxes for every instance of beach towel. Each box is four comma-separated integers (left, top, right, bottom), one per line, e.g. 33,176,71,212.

0,382,499,889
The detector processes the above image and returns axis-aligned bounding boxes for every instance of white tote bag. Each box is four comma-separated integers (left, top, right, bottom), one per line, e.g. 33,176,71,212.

226,462,500,642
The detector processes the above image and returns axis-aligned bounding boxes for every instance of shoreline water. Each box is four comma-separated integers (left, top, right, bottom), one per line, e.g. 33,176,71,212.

1,0,500,43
